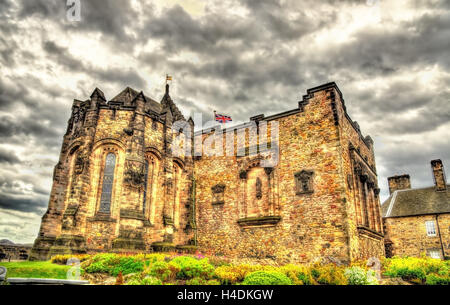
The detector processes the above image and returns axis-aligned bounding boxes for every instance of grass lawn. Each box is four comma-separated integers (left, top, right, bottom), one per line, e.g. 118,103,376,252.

0,261,71,279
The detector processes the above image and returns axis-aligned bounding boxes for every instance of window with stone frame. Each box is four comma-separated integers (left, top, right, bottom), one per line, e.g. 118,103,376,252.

427,248,441,259
425,220,437,236
99,153,116,213
294,170,314,194
211,183,226,205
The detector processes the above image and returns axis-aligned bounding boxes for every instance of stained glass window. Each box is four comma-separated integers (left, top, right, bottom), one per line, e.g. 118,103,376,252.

99,153,116,213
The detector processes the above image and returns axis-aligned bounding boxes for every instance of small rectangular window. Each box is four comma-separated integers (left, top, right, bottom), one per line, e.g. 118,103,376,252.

425,220,436,236
427,249,441,259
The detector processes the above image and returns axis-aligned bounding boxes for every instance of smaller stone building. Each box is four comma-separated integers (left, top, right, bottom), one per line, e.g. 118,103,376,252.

382,160,450,259
0,242,31,261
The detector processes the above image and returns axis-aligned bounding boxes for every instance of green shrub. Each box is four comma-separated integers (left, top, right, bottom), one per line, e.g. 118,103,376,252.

344,266,378,285
84,254,143,276
85,260,111,274
214,264,276,284
141,276,163,285
278,264,314,285
426,273,450,285
382,257,448,282
111,257,144,276
170,256,215,279
242,271,293,285
297,270,314,285
147,261,179,282
310,264,347,285
186,277,220,285
126,276,162,285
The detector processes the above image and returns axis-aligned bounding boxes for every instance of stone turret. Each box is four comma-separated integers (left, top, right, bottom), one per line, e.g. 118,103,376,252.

31,84,195,260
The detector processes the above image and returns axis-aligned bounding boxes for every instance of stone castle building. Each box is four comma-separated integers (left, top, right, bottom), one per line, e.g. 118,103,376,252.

382,160,450,259
31,82,385,263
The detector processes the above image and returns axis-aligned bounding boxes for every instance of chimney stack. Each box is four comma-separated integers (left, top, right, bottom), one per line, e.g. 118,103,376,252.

431,159,447,191
388,174,411,194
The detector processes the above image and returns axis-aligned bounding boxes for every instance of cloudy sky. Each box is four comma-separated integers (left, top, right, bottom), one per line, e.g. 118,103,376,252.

0,0,449,243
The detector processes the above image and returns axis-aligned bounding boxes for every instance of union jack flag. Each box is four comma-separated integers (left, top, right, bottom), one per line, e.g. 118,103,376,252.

215,112,232,123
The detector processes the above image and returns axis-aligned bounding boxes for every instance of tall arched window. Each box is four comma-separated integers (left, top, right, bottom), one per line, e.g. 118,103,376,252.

143,160,149,214
143,153,160,222
173,161,182,227
99,153,116,213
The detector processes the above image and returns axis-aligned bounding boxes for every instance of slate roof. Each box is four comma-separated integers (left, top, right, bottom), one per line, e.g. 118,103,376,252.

110,87,162,113
382,185,450,218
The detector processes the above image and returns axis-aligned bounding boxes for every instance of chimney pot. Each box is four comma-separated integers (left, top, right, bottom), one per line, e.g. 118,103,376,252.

387,174,411,194
431,159,447,191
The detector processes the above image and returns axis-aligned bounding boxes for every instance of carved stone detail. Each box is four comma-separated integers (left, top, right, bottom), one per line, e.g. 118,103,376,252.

74,153,87,175
212,183,226,205
294,170,314,195
123,160,145,188
256,177,262,199
212,183,226,194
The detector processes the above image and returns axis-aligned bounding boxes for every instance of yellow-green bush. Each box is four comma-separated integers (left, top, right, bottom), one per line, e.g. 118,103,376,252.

241,271,293,285
214,264,276,284
126,275,162,285
186,277,220,285
145,261,180,282
278,264,314,285
426,273,450,285
51,254,91,265
310,263,348,285
383,257,449,283
169,256,215,279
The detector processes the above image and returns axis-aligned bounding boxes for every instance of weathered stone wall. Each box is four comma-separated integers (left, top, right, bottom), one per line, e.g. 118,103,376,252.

31,89,194,260
384,214,450,258
31,83,385,263
439,214,450,258
194,83,385,264
0,244,31,261
331,86,385,261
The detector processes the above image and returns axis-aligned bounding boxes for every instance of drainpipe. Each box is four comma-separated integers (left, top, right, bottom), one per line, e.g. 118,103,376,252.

435,214,445,259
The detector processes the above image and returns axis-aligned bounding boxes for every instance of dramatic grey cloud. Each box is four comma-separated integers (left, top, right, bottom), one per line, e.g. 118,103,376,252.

0,0,449,243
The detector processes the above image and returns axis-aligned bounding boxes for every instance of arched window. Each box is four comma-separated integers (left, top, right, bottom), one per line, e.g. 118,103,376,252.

99,153,116,213
143,160,149,214
173,161,182,227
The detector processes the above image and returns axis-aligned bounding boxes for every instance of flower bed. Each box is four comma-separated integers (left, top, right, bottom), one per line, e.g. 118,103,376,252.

16,253,448,285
